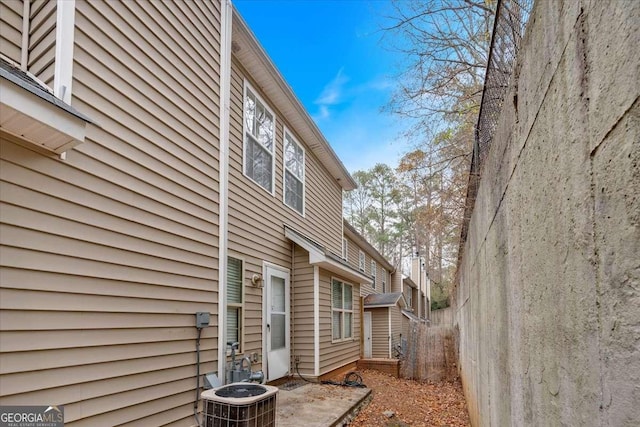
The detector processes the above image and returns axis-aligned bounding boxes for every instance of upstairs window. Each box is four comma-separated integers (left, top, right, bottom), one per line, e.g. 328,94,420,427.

243,83,275,193
359,251,365,272
406,288,412,309
382,268,387,293
283,129,305,214
227,257,244,351
332,279,353,341
371,260,377,289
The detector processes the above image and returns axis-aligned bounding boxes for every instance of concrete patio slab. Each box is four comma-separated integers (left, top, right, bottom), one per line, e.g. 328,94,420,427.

276,382,371,427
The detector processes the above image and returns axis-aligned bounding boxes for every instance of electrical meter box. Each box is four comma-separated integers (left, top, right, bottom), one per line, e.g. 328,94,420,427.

196,312,210,328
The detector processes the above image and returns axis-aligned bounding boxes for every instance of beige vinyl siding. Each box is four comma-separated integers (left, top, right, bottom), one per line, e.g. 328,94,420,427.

229,58,343,257
346,236,359,269
390,304,403,355
348,238,376,296
0,0,23,64
0,2,222,427
28,0,56,87
292,244,315,375
319,269,360,374
227,58,344,366
370,308,390,358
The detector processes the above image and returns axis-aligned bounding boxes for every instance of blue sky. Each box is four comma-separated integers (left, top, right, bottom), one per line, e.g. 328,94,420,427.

234,0,408,174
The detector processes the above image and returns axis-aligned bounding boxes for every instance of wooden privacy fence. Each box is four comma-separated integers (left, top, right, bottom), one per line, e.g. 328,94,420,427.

430,307,454,326
400,320,457,382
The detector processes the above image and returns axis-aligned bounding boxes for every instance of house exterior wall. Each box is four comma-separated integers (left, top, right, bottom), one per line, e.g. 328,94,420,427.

228,58,343,260
343,233,387,297
319,269,360,375
0,0,24,65
390,304,403,356
0,0,367,421
292,244,315,375
0,1,222,425
28,0,56,87
391,269,402,293
227,56,346,371
370,307,389,358
0,0,57,88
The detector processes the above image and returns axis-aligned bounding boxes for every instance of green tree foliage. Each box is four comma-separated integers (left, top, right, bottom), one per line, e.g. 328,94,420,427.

344,164,403,262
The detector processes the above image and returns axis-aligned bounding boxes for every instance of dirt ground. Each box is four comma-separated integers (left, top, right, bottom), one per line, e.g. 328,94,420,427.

348,369,471,427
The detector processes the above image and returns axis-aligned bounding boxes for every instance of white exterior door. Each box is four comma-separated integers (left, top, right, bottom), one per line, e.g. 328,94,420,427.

264,264,290,381
364,311,372,358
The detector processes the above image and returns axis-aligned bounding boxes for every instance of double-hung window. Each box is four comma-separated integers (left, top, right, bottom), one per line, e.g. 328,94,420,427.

371,260,377,289
332,279,353,341
358,251,365,272
283,129,305,215
227,257,244,351
244,83,275,193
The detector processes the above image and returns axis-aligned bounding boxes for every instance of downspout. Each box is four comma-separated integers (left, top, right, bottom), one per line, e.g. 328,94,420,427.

217,0,233,383
54,0,75,104
313,266,320,377
290,242,296,368
54,0,76,161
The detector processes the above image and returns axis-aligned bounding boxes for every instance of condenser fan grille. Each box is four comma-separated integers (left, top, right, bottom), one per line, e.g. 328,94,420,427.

202,383,278,427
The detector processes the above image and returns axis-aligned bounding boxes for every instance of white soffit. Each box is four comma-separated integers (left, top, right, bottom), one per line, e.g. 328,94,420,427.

0,77,89,154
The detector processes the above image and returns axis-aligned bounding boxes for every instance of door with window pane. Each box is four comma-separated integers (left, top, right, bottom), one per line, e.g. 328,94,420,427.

265,265,290,381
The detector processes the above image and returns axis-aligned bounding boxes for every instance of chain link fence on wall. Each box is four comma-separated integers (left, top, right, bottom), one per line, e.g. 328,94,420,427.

458,0,535,263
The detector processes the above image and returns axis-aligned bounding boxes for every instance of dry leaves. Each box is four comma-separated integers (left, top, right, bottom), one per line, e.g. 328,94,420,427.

348,370,470,427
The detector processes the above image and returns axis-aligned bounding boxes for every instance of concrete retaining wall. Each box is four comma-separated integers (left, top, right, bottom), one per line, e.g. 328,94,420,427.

455,0,639,425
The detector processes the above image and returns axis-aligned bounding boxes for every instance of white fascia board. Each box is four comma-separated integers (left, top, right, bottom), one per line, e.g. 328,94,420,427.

313,257,372,285
0,78,87,152
285,227,371,285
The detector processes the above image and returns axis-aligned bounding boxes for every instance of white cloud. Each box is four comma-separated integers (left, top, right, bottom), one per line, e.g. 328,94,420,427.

313,68,349,120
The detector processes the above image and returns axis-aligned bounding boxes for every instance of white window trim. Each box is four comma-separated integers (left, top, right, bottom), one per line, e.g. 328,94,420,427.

371,260,377,289
242,80,276,196
282,127,305,216
226,255,245,355
331,277,354,343
358,251,365,272
342,238,348,261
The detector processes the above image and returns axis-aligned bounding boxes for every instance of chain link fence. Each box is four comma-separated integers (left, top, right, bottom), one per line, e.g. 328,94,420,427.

459,0,535,263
